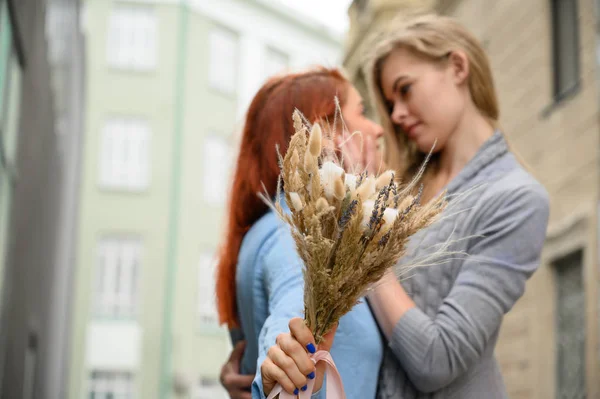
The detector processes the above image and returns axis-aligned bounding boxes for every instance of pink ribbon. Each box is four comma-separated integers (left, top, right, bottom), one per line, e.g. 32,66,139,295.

266,350,346,399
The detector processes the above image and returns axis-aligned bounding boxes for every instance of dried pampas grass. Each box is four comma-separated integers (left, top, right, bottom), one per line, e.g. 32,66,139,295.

260,110,446,344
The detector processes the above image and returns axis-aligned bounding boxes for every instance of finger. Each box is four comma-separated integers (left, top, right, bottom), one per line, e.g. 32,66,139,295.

374,141,384,174
230,340,247,362
220,342,247,389
364,134,377,175
334,133,343,148
277,333,316,377
348,135,363,162
231,391,252,399
335,135,353,171
261,356,297,396
351,135,367,173
364,134,373,164
224,373,255,389
268,345,308,390
288,318,317,354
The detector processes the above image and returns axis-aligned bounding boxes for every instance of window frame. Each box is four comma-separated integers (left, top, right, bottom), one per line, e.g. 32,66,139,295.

88,370,136,399
207,25,239,96
106,4,158,72
201,134,232,206
197,251,218,328
553,249,586,399
550,0,581,103
98,117,151,192
93,236,142,320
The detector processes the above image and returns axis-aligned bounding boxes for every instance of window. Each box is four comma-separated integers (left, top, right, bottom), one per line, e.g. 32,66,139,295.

554,250,585,398
88,370,135,399
551,0,580,101
198,252,218,326
107,5,157,71
99,118,150,191
22,333,37,399
264,47,289,80
94,238,142,319
202,135,232,205
193,377,226,399
208,27,238,94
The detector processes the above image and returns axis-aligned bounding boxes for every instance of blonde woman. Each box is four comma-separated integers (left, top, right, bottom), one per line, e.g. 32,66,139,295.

258,14,549,399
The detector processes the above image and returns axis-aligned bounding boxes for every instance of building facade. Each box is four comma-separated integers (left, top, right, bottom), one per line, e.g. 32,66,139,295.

68,1,341,398
344,0,600,398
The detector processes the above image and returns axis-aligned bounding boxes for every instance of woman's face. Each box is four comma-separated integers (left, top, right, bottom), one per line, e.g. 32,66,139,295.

341,85,384,141
339,85,384,173
379,47,469,154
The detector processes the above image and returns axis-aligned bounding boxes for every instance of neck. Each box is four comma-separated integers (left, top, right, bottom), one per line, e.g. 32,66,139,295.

437,106,495,180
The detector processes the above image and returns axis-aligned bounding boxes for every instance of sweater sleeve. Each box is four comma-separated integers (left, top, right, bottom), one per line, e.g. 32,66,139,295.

251,226,323,399
388,183,549,392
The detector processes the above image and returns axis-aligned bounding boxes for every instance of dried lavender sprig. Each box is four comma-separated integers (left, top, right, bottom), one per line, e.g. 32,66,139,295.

356,171,367,188
395,183,425,227
323,199,359,275
378,230,391,247
415,183,424,204
361,186,390,247
374,182,395,238
391,180,398,196
379,175,394,216
368,187,385,231
338,199,358,238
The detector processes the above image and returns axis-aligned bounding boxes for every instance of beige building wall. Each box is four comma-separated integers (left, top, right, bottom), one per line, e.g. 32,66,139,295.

344,0,600,398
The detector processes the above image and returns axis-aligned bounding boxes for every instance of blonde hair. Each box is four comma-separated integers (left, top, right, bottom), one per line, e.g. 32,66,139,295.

365,14,500,179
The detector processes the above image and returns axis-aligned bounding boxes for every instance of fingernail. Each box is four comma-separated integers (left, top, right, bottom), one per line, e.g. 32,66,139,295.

307,371,315,379
306,343,316,354
294,388,299,395
301,385,308,391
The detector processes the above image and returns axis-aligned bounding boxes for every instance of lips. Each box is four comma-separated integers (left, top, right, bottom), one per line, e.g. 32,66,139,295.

403,122,422,139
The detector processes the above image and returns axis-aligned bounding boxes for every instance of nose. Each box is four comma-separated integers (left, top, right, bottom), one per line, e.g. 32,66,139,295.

363,117,384,140
390,101,408,125
372,122,384,139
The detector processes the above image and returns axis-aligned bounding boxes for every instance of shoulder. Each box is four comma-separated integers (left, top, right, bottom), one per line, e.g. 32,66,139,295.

469,159,550,238
243,210,282,248
241,210,296,265
483,158,549,212
237,211,282,272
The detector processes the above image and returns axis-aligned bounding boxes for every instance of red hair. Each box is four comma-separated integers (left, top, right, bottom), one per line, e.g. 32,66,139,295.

216,67,349,328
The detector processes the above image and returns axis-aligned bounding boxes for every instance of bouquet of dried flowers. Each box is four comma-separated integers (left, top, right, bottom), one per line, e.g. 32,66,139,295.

261,111,446,344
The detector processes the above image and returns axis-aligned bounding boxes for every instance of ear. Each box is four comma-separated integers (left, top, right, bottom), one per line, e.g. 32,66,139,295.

448,51,470,85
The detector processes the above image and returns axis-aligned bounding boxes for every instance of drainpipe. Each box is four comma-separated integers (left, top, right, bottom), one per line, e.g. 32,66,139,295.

159,0,188,398
594,0,600,396
595,1,600,396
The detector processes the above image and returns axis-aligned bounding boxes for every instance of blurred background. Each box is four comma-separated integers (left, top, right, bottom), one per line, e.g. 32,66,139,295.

0,0,597,398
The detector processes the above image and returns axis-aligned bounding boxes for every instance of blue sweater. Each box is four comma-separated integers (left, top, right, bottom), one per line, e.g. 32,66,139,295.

235,204,383,399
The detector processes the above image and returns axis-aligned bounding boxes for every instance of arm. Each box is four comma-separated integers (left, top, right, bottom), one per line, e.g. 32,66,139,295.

368,184,549,392
251,227,321,399
220,341,253,399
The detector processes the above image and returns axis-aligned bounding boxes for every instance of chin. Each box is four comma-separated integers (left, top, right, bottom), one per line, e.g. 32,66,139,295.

414,137,439,154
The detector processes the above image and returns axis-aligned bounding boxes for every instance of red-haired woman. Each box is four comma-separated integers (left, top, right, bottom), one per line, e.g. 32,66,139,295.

215,67,384,398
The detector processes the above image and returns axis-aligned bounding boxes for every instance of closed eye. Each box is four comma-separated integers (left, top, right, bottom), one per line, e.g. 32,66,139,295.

399,84,411,97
